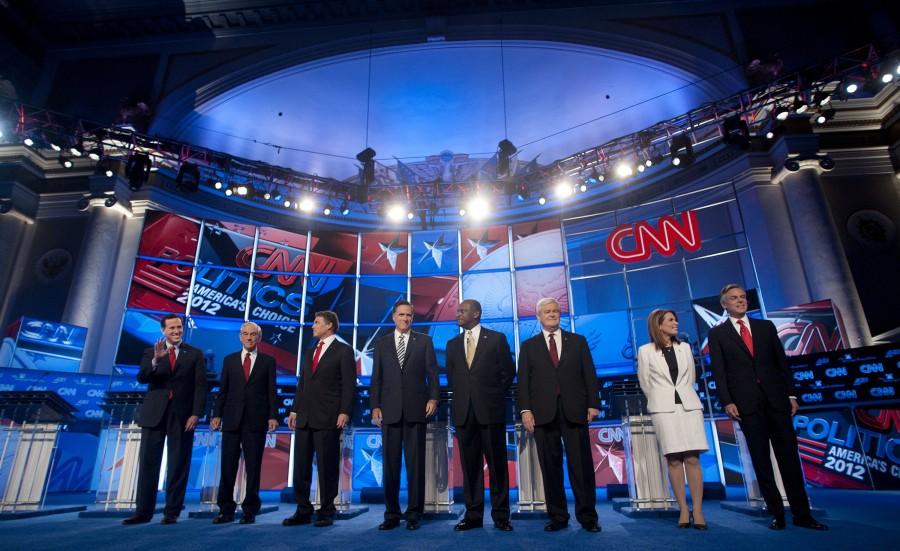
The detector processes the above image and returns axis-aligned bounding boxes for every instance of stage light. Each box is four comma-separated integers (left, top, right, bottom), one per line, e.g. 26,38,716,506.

59,156,73,169
669,134,694,167
236,185,248,196
579,183,587,192
537,194,547,205
637,164,645,173
774,105,790,121
299,198,315,213
819,156,835,171
88,152,100,161
645,159,652,167
50,143,61,152
615,162,633,178
104,196,118,208
175,162,200,193
23,138,34,147
70,147,82,157
459,208,467,217
225,188,234,196
812,90,832,106
356,147,376,202
77,195,91,211
815,108,836,124
386,203,407,221
845,82,858,94
323,206,332,216
765,131,775,139
340,200,350,216
466,196,490,220
793,96,808,114
497,139,517,176
406,211,415,220
554,179,574,199
881,73,894,84
263,191,271,200
126,152,152,191
283,199,292,208
722,114,750,148
214,181,223,190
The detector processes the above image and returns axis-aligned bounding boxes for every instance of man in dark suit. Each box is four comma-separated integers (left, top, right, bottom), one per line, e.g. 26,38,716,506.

210,322,279,525
708,284,827,531
517,297,601,533
283,311,356,528
370,300,439,531
123,314,208,525
446,299,514,532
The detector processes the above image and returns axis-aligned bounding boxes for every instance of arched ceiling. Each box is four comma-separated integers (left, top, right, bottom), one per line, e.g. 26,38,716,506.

159,39,738,180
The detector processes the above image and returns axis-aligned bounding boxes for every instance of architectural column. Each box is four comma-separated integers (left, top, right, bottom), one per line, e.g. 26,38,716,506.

62,177,134,372
772,144,873,347
0,181,38,330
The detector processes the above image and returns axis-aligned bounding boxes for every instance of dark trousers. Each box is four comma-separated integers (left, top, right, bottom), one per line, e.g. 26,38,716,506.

456,406,510,522
135,402,195,517
382,417,426,521
533,398,598,526
293,426,342,518
739,391,811,520
217,426,267,515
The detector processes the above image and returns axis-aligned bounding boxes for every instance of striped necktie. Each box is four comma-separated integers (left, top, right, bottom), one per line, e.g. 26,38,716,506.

397,333,406,368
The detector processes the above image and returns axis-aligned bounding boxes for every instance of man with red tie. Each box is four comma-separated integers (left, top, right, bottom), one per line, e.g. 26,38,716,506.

283,311,356,527
516,297,601,533
708,284,827,531
123,314,207,525
210,322,279,525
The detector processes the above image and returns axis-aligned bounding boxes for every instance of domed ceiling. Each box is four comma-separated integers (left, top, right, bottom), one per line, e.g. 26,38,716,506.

162,40,739,180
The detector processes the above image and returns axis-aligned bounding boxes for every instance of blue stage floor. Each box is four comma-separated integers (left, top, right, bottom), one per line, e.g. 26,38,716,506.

2,488,898,550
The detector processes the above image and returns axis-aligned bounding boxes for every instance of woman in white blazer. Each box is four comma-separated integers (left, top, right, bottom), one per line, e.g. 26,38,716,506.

637,309,708,530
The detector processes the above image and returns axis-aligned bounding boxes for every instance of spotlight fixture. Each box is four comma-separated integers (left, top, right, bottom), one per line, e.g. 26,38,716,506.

386,203,407,221
283,199,292,208
845,82,859,94
881,73,894,84
579,183,587,192
214,181,223,190
765,131,775,139
236,185,248,196
323,206,332,216
104,196,118,208
537,194,547,205
406,211,415,220
340,200,350,216
812,90,832,107
105,170,114,178
299,198,315,213
77,195,91,211
70,147,82,157
263,191,271,200
722,114,750,149
58,156,73,169
645,159,653,167
466,196,490,220
459,208,467,217
773,105,790,121
50,142,61,152
815,108,836,125
175,162,200,193
614,161,633,178
356,147,376,201
637,164,645,173
669,134,694,167
23,137,34,147
497,139,518,176
126,152,152,191
88,149,101,161
553,179,574,199
793,95,808,114
224,188,234,196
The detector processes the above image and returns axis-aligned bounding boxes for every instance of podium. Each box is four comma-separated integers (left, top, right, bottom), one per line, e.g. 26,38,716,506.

423,421,455,516
513,422,546,515
0,391,81,518
89,392,146,514
195,429,246,514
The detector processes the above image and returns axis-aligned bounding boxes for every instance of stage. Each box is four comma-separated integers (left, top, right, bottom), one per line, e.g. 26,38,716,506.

2,488,897,550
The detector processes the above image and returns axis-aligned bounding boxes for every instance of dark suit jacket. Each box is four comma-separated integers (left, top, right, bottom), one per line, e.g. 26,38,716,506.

516,330,600,426
708,317,793,415
369,330,440,425
136,342,208,428
446,327,515,426
291,339,357,430
213,350,278,432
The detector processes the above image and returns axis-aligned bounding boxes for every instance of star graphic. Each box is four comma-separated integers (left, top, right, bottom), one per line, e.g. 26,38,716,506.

464,231,500,262
419,233,453,269
374,237,407,270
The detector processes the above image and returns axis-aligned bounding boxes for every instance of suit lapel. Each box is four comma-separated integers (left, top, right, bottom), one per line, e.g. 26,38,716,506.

468,330,489,371
403,333,415,367
556,330,569,367
720,321,753,358
312,344,333,378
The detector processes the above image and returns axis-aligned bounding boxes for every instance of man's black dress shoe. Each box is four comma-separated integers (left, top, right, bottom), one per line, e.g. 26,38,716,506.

314,517,333,527
282,514,311,526
160,515,178,525
239,514,255,524
378,519,400,530
122,514,152,525
581,522,602,533
212,513,234,524
793,517,828,531
494,520,513,531
454,519,482,531
544,520,568,532
769,517,786,530
406,519,420,530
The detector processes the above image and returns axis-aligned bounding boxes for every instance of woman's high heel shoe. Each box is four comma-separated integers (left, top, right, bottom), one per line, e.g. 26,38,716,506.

677,513,691,529
693,514,708,530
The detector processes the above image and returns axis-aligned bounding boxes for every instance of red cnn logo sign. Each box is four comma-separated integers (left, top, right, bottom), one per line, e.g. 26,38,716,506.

605,210,702,263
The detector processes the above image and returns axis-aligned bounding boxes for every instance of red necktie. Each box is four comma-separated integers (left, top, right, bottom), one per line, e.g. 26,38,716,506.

548,332,559,368
168,346,176,373
737,320,754,357
242,352,251,381
311,341,324,374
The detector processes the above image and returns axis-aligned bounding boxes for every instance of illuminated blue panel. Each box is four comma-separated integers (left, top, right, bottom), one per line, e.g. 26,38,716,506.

574,311,635,376
304,275,356,324
358,277,407,324
462,272,513,320
570,273,629,314
411,230,459,275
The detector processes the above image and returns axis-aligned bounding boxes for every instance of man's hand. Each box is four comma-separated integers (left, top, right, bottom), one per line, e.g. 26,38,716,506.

587,408,599,422
725,403,741,421
184,415,199,432
154,338,168,361
268,419,279,432
789,397,800,416
337,413,350,429
287,412,297,430
372,408,383,428
210,417,222,431
425,400,438,417
522,411,535,433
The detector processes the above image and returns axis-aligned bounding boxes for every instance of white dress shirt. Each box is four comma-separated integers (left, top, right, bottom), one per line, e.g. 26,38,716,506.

729,316,752,336
242,348,258,375
315,334,337,359
541,327,563,358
